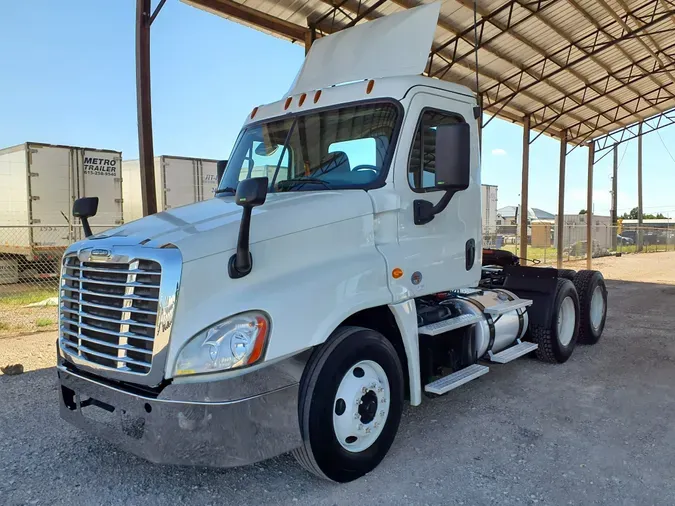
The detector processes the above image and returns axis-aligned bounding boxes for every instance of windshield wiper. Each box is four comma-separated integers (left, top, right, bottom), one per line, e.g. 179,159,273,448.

215,186,237,195
276,177,333,191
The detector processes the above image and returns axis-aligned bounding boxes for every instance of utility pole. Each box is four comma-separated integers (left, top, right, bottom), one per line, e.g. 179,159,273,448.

611,144,618,250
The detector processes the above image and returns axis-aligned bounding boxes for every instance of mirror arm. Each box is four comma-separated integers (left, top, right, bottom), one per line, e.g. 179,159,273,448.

228,206,253,279
81,218,93,238
413,189,458,226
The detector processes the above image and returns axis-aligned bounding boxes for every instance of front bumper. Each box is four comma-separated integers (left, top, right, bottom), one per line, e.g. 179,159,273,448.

57,366,303,468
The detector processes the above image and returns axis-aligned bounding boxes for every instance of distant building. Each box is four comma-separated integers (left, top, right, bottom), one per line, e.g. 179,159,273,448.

496,206,556,236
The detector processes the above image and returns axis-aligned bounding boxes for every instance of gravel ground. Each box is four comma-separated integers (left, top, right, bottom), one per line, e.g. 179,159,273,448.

2,252,675,505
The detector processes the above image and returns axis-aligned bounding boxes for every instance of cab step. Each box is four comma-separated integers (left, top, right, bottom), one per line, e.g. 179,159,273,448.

488,340,538,363
418,313,483,336
483,298,532,317
424,364,489,395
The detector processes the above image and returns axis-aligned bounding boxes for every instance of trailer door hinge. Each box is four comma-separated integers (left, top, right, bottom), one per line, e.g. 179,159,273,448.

32,219,41,224
115,220,124,225
30,149,39,154
29,172,39,177
114,177,122,183
115,198,123,203
31,196,40,201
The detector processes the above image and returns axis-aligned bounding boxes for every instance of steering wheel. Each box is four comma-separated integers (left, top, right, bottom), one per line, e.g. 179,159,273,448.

352,164,378,173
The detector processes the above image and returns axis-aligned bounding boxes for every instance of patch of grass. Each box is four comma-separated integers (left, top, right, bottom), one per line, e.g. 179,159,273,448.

0,289,58,306
36,318,55,328
0,321,10,331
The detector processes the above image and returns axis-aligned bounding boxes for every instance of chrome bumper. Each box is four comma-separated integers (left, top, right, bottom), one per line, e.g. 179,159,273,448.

57,360,305,468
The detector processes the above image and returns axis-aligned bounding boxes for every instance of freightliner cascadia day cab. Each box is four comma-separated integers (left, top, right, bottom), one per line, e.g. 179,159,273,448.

57,4,608,482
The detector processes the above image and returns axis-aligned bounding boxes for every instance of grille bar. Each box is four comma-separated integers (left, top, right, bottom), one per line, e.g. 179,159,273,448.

61,319,155,342
60,339,152,367
65,265,161,276
61,328,153,355
61,274,160,289
61,308,156,329
63,286,159,302
60,296,157,315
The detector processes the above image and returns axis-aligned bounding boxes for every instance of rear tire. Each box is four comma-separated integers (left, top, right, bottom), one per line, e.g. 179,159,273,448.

528,278,580,363
572,270,607,344
557,269,576,281
292,326,404,482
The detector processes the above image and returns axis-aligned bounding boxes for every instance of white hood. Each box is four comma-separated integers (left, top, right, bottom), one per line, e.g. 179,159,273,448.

288,2,441,95
92,191,376,262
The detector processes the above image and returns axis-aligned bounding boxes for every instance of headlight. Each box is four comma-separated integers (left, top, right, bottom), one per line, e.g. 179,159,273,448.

173,311,269,377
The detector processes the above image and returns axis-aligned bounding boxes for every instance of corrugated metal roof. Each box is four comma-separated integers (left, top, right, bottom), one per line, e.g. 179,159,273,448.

183,0,675,145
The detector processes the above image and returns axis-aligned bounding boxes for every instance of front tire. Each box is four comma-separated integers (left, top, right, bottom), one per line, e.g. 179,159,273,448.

292,326,404,482
528,278,580,363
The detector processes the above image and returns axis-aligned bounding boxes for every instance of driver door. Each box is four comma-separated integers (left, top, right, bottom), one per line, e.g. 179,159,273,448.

392,90,481,296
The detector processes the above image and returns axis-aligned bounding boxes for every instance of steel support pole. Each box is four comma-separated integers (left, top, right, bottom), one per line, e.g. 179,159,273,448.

136,0,158,217
637,122,644,252
556,130,567,269
611,144,618,250
586,141,595,269
520,116,531,265
477,94,484,153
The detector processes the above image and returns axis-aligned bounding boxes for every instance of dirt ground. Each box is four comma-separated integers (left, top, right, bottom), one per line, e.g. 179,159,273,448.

1,251,675,505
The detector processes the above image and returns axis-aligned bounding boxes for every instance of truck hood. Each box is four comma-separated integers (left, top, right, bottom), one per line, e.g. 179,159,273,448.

92,191,376,262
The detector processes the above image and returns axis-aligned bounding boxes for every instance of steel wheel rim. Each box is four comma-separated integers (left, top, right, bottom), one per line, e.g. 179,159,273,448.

332,360,390,453
557,296,576,346
590,285,605,331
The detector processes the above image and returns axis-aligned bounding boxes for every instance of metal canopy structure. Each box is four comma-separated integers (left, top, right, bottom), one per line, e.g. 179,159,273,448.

136,0,675,268
183,0,675,146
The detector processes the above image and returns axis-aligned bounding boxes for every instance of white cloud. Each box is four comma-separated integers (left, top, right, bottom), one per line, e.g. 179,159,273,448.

491,148,507,156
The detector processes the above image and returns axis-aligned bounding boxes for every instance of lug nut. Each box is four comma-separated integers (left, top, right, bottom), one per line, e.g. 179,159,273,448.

380,410,385,417
354,413,360,419
358,423,364,430
365,427,371,434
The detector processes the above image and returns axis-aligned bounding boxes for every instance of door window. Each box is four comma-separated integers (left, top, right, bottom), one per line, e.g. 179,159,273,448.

408,110,463,191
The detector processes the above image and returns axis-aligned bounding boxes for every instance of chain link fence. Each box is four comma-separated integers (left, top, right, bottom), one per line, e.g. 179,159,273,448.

484,223,674,266
0,224,117,335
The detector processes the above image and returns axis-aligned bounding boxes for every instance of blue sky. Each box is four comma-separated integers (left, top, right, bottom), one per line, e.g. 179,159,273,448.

1,0,673,217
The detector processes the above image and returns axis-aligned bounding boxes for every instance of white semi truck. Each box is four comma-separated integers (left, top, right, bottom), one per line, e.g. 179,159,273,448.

56,5,608,483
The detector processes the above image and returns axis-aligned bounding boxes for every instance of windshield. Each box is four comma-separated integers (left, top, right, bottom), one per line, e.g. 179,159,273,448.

218,102,399,193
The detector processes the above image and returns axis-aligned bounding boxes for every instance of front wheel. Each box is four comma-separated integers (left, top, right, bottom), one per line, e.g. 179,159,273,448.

292,326,404,482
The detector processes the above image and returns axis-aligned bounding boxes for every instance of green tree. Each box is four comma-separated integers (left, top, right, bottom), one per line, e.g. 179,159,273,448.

579,209,587,214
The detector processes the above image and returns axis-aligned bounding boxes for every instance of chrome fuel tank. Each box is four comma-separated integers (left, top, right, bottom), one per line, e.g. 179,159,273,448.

441,288,529,357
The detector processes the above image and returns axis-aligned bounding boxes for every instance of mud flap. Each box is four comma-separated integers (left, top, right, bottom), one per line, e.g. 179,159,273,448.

502,266,558,327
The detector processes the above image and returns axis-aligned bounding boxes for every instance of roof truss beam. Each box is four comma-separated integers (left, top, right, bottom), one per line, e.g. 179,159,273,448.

311,0,593,134
446,0,620,131
530,41,675,138
184,0,308,41
483,1,675,122
592,108,675,153
567,85,674,144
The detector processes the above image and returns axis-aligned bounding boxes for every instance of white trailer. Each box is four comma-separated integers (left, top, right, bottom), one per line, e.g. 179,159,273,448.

0,142,123,261
481,184,498,241
122,156,219,222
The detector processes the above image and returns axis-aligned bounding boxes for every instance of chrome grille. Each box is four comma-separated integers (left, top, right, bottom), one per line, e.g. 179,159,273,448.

59,255,162,375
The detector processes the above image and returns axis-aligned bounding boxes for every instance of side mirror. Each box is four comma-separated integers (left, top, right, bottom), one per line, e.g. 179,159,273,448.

73,197,99,238
216,160,227,184
413,122,471,225
434,123,470,190
229,177,268,279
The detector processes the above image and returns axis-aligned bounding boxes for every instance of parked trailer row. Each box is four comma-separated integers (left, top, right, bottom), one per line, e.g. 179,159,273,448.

0,143,221,283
